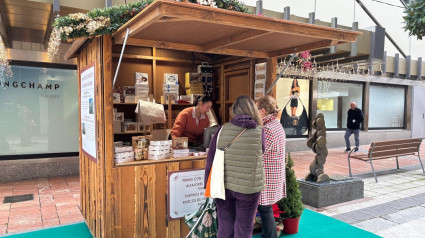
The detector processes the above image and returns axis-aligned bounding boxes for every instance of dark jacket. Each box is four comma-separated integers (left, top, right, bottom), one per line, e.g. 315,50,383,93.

347,108,364,130
204,115,265,188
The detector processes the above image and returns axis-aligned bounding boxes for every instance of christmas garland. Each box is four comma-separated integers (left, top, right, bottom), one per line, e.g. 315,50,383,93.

48,0,251,59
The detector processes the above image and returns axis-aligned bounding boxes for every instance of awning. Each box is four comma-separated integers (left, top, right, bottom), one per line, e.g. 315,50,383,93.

66,0,361,59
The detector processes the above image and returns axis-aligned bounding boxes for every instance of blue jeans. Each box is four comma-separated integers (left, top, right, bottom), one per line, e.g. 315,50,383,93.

345,128,360,149
257,204,277,238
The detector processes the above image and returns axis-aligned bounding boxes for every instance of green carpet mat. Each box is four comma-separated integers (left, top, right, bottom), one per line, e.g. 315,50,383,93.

253,209,381,238
3,209,380,238
3,222,92,238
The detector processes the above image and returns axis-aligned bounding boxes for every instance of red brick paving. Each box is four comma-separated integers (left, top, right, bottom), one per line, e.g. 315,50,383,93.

0,143,423,235
0,177,83,235
290,143,425,179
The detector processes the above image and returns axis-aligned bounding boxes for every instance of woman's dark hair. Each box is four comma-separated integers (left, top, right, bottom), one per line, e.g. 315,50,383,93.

195,95,213,106
291,79,300,88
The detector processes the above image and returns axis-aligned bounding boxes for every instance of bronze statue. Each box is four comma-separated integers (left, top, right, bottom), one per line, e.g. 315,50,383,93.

306,113,329,183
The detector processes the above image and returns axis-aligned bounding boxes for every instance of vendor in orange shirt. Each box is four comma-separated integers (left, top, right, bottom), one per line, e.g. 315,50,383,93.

171,96,213,147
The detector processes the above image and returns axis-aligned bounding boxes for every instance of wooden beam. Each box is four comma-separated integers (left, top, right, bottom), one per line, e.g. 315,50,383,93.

203,30,272,51
157,0,360,42
268,40,335,58
65,37,89,60
113,6,163,43
125,38,269,58
156,16,189,23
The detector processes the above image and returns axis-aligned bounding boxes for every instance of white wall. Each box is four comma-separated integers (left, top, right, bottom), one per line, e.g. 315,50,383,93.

243,0,425,59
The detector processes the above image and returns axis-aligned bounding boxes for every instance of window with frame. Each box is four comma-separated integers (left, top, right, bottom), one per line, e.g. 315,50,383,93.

317,80,363,129
0,64,78,158
369,84,405,128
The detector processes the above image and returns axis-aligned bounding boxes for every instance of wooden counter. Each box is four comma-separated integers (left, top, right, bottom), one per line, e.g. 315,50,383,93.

115,155,207,167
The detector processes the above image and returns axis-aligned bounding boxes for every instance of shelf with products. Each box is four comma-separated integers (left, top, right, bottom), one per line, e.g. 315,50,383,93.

114,131,151,135
115,155,207,167
113,102,138,105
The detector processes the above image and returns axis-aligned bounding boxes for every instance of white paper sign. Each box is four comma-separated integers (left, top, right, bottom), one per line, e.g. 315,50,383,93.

80,64,97,161
254,62,267,100
168,169,206,219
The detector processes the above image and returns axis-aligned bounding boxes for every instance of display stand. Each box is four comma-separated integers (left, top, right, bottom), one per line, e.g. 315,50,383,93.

67,1,360,237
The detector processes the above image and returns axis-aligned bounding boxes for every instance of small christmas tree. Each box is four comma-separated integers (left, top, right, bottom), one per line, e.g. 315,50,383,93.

277,153,304,219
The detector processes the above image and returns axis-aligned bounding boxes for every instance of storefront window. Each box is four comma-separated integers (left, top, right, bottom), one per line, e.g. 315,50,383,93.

0,65,78,158
369,84,405,128
276,78,310,137
317,80,363,129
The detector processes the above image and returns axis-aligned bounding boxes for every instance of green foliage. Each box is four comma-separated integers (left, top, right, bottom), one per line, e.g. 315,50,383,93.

52,0,251,41
403,0,425,40
53,0,153,40
215,0,252,13
277,153,304,219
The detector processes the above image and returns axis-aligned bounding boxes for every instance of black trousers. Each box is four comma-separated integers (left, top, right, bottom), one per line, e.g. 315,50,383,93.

257,204,277,238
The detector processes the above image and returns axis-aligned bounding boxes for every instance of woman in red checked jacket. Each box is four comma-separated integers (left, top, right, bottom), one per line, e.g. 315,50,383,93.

256,95,287,238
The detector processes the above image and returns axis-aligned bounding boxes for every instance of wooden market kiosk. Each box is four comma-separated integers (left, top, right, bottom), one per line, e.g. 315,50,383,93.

65,1,360,237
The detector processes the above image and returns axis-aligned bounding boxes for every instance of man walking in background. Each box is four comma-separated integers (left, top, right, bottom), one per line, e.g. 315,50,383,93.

345,102,364,152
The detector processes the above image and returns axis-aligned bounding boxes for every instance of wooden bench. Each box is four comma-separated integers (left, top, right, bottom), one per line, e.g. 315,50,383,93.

348,138,425,182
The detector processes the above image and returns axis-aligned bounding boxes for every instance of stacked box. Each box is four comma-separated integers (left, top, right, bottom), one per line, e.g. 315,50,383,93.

185,72,202,88
172,149,190,158
148,140,171,160
163,73,179,104
113,93,121,103
123,122,137,133
135,72,150,102
114,146,134,164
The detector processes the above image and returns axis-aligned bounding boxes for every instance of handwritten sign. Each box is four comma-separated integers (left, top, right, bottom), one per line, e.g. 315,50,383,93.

168,169,206,220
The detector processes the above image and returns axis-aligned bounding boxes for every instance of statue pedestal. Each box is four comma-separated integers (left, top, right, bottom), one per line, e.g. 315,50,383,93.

298,176,364,208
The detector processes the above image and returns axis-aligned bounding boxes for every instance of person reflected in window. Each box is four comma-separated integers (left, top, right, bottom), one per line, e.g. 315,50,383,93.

289,79,300,117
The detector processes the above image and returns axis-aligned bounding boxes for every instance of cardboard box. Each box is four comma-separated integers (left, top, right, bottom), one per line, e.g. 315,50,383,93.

163,92,179,104
113,93,121,103
135,72,149,85
115,112,124,122
138,123,151,132
164,73,178,85
113,120,122,133
135,91,149,97
123,86,135,96
172,137,188,149
123,122,137,133
114,141,123,147
185,72,201,88
125,96,135,103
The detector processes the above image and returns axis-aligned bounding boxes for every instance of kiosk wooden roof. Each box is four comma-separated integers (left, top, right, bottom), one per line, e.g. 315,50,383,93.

66,0,361,59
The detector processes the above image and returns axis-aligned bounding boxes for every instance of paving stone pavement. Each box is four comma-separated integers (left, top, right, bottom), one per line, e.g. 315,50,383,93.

0,143,423,236
306,167,425,238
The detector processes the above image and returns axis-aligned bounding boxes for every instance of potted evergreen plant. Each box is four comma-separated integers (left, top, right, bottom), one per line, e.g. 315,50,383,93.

277,153,304,234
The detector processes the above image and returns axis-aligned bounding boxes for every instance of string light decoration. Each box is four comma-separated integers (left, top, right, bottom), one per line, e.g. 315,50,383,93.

0,35,12,85
47,27,62,61
278,51,386,82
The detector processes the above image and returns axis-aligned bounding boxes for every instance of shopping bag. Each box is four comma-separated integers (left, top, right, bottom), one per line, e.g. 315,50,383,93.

135,100,166,125
204,129,226,200
209,148,226,200
185,197,218,238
